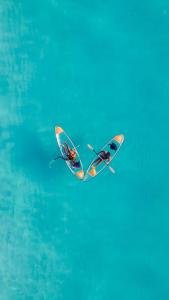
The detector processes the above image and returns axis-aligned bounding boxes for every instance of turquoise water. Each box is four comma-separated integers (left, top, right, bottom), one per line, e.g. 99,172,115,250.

0,0,169,299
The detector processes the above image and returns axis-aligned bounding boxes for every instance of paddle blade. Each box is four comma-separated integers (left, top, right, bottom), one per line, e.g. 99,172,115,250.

109,166,115,174
87,144,93,150
49,160,55,168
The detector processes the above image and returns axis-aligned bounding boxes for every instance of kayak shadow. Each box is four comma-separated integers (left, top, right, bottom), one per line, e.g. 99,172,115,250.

11,127,66,186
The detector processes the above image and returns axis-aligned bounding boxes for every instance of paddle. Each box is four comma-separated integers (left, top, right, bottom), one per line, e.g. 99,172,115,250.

87,144,115,174
72,145,80,151
49,145,80,168
48,155,64,168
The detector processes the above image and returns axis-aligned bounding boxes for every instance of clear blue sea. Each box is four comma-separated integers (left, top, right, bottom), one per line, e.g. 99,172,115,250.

0,0,169,299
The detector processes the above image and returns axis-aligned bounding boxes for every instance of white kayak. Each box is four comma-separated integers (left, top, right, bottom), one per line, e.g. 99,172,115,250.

55,126,84,180
84,134,124,181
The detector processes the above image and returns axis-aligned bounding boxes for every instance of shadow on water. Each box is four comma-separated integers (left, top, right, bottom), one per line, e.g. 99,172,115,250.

11,126,66,188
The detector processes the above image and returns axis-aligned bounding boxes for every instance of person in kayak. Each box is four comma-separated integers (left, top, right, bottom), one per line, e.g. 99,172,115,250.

62,143,81,168
62,142,77,161
93,150,111,167
52,142,80,168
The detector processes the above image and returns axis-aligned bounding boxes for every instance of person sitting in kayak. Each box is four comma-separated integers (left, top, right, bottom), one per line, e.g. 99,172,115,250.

62,143,81,168
53,142,77,162
50,143,80,169
61,142,76,160
93,150,111,167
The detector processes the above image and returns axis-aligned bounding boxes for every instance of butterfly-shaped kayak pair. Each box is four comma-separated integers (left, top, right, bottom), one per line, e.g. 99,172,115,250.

54,126,124,182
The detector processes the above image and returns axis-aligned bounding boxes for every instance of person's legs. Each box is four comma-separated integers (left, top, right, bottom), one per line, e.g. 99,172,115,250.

61,142,70,157
64,142,70,151
93,157,102,167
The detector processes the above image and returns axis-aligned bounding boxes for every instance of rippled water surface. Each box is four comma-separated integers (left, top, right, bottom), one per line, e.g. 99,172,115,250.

0,0,169,299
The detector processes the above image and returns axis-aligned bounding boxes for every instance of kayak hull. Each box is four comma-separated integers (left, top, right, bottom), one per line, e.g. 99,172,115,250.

84,134,124,181
55,126,84,180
